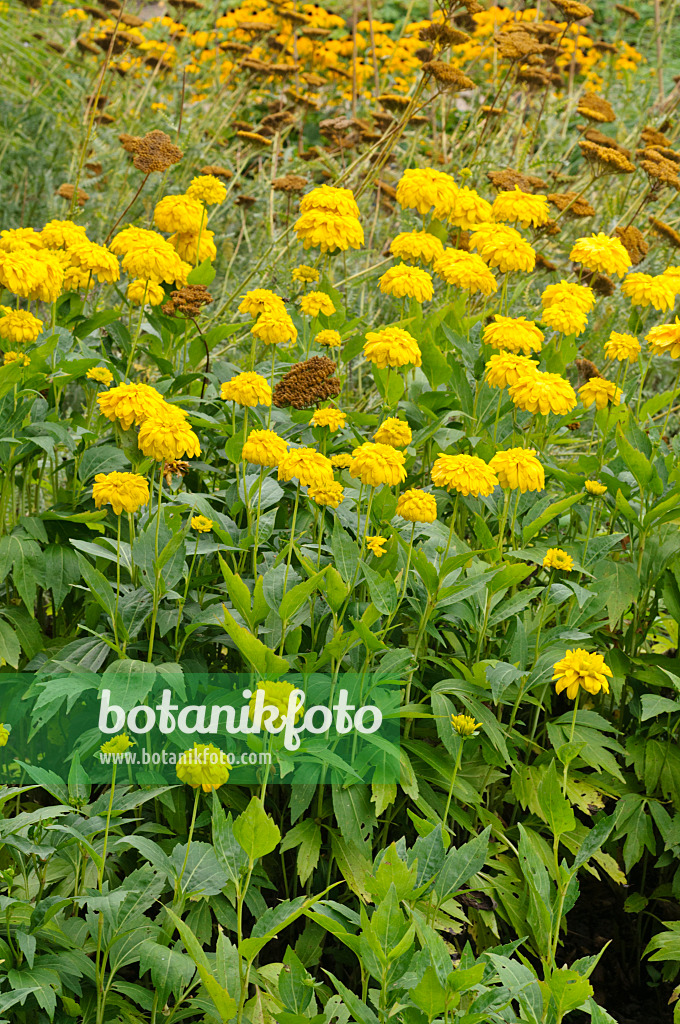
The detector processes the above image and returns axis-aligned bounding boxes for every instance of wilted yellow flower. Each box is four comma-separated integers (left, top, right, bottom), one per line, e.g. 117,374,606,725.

238,289,287,317
483,314,543,355
248,680,302,729
176,742,231,791
191,515,213,532
300,291,335,317
379,263,434,303
604,331,640,362
489,448,545,493
553,648,612,700
509,372,577,416
433,249,497,295
242,429,288,467
315,329,342,348
100,733,134,755
86,366,114,386
98,382,167,430
311,407,346,431
0,309,43,344
469,222,536,273
138,407,201,461
570,233,631,277
396,488,437,523
585,480,607,495
251,312,297,346
492,186,550,228
349,442,407,487
279,447,334,488
187,174,227,205
92,472,150,515
390,230,445,265
363,327,421,369
221,372,272,407
292,264,320,283
431,453,498,497
543,548,574,571
366,535,387,557
154,193,204,234
450,713,481,737
579,378,622,410
308,481,345,507
373,417,412,448
621,272,676,312
485,352,539,389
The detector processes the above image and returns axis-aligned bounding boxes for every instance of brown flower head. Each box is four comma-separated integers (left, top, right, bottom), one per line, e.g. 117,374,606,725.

583,128,631,157
273,356,341,410
236,130,272,147
649,217,680,248
550,0,594,19
579,139,635,173
120,130,184,173
575,358,601,383
647,145,680,164
201,164,233,178
615,225,649,265
547,191,596,216
641,127,670,147
496,30,544,60
536,253,558,272
163,460,189,486
615,3,640,16
163,285,213,318
639,150,680,190
422,61,475,89
77,37,102,54
580,270,615,295
418,23,470,47
517,68,550,87
488,168,548,193
261,110,296,130
577,91,615,123
56,183,89,205
272,174,308,193
379,93,411,111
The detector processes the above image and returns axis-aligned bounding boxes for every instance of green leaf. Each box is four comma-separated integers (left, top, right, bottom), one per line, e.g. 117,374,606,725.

212,798,248,883
43,544,81,611
76,552,117,619
434,826,491,900
640,694,680,720
99,660,156,712
523,494,582,543
361,562,397,615
139,940,196,1004
332,520,358,584
187,259,216,286
222,608,289,676
164,907,237,1018
541,968,593,1017
536,761,575,837
280,569,327,622
232,796,281,862
410,965,446,1018
616,424,655,489
0,617,21,668
594,561,639,629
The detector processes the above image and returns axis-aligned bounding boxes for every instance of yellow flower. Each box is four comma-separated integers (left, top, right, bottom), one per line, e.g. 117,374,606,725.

0,309,43,344
331,453,353,469
390,230,445,265
542,280,595,314
469,222,536,273
92,472,150,515
489,448,545,493
127,279,165,305
492,186,550,228
349,442,407,487
315,329,342,348
29,250,66,302
604,331,640,362
431,453,498,497
299,185,360,218
191,515,213,532
396,488,437,523
308,481,345,507
68,241,120,283
553,648,612,700
110,227,168,255
621,272,676,312
98,382,167,430
570,232,631,277
121,243,184,284
294,209,364,253
450,713,481,737
100,733,134,755
541,303,588,337
292,264,320,283
433,249,497,295
440,185,493,230
251,312,297,346
169,229,217,264
0,227,44,252
154,193,204,234
278,447,334,488
646,319,680,358
366,535,387,557
176,742,231,791
579,378,622,410
0,724,10,747
485,352,539,389
41,219,89,249
363,327,421,369
543,548,574,571
300,291,336,317
585,480,607,495
508,372,577,416
3,351,30,367
242,429,288,467
0,249,45,297
379,263,433,303
396,168,458,216
187,174,227,205
138,406,201,461
311,407,346,431
220,372,272,407
373,417,412,448
86,366,114,386
483,314,543,355
248,680,303,729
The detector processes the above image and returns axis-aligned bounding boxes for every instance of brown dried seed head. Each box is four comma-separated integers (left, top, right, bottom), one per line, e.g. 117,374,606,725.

273,356,341,410
583,128,630,157
418,22,470,46
162,285,213,318
56,183,89,204
200,164,233,178
488,168,548,193
495,30,544,60
641,126,670,147
550,0,594,20
547,191,596,216
577,91,615,123
272,174,308,193
579,139,635,173
615,3,640,17
649,216,680,247
535,253,558,272
261,110,296,129
378,93,411,111
422,61,475,89
575,358,601,382
615,225,649,265
163,460,190,485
